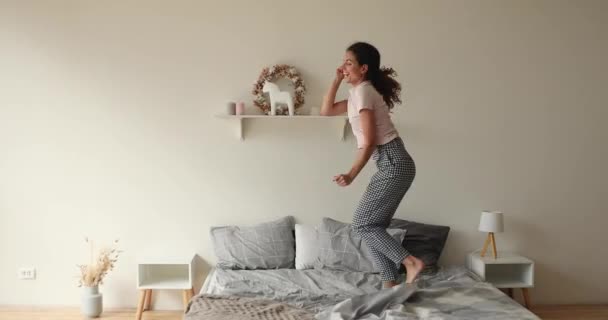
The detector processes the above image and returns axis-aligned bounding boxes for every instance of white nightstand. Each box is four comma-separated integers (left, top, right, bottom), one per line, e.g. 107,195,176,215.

467,251,534,308
135,255,195,320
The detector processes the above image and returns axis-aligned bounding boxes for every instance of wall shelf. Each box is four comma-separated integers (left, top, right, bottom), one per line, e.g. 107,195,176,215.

215,114,349,141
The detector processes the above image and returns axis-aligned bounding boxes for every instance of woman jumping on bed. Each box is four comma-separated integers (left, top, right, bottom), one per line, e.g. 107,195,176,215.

321,42,425,288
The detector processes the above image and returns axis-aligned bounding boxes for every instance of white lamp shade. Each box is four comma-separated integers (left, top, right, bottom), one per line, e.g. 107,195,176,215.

479,211,504,233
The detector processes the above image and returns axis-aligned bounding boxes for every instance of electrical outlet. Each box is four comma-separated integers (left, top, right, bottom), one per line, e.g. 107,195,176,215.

18,267,36,280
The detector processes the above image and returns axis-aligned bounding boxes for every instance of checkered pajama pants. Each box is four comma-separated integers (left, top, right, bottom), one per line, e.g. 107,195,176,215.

352,137,416,282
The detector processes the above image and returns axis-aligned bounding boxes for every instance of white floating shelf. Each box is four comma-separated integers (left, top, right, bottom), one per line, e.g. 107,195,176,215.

215,114,349,141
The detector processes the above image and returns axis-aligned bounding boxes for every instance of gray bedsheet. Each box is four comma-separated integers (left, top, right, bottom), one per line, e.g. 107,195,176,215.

199,266,540,319
201,267,382,312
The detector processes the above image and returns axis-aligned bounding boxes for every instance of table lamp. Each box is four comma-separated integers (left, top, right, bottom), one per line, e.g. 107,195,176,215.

479,210,504,259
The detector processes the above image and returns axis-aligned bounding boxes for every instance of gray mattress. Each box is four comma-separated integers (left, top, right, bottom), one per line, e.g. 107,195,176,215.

199,266,540,319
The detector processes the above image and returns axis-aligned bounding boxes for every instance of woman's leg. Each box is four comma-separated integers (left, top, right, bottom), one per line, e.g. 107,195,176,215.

352,138,421,284
368,245,401,286
352,177,409,277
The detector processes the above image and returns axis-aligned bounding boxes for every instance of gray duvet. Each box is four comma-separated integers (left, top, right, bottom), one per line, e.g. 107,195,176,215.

194,266,539,320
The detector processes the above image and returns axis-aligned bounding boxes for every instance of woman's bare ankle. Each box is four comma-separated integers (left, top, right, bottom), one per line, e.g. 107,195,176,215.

402,255,426,284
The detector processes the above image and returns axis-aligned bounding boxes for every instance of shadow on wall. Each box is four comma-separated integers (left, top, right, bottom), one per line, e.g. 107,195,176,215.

438,227,465,266
505,214,599,304
192,254,212,295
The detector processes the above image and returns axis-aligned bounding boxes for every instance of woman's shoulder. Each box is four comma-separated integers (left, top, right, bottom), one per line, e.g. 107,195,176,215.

351,81,380,100
353,81,375,93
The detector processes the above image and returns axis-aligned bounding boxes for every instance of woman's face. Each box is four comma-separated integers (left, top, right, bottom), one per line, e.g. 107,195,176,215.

342,50,368,85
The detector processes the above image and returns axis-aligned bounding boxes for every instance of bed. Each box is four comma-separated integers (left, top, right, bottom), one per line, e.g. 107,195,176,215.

185,266,540,320
187,216,540,319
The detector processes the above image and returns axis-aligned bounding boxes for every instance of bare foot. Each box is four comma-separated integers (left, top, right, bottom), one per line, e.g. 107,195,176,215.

403,255,425,284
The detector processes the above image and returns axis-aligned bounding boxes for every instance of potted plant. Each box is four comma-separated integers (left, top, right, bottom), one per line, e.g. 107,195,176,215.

77,238,121,318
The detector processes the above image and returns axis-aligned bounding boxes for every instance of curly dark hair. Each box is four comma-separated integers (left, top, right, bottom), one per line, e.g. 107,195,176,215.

347,42,402,109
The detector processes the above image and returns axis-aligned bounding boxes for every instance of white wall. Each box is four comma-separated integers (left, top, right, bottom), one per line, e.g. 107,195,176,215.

1,0,607,309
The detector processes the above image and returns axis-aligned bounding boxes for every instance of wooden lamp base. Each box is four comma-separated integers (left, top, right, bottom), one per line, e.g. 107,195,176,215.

480,232,498,258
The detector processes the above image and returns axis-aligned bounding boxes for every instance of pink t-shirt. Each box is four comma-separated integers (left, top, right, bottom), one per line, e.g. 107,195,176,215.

347,81,399,148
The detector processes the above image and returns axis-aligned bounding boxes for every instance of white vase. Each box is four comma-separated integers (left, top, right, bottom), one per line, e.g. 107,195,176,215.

81,285,103,318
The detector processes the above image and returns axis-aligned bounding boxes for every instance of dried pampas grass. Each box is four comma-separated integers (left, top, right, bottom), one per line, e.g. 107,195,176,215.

77,238,122,287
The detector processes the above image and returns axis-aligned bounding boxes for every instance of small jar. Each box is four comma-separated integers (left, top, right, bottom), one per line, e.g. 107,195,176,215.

236,101,245,115
226,102,236,115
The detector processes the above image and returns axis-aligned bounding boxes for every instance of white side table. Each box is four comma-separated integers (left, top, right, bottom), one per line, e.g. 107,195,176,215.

135,255,195,320
467,251,534,308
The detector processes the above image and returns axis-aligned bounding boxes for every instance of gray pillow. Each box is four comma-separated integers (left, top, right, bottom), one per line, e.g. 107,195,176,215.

315,217,406,273
210,216,295,269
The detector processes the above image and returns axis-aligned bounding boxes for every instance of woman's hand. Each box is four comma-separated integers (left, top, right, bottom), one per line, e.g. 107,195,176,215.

335,67,345,82
320,67,347,116
333,173,353,187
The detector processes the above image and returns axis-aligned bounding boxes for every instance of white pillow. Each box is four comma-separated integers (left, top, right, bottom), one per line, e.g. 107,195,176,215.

295,224,318,270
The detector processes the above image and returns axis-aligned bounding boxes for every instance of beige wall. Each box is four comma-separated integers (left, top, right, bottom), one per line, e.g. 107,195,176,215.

1,0,607,309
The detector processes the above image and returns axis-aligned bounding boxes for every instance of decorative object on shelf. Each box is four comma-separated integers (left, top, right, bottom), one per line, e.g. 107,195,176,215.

77,238,121,318
479,210,504,259
226,102,236,115
263,82,295,116
252,64,305,115
236,101,245,115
